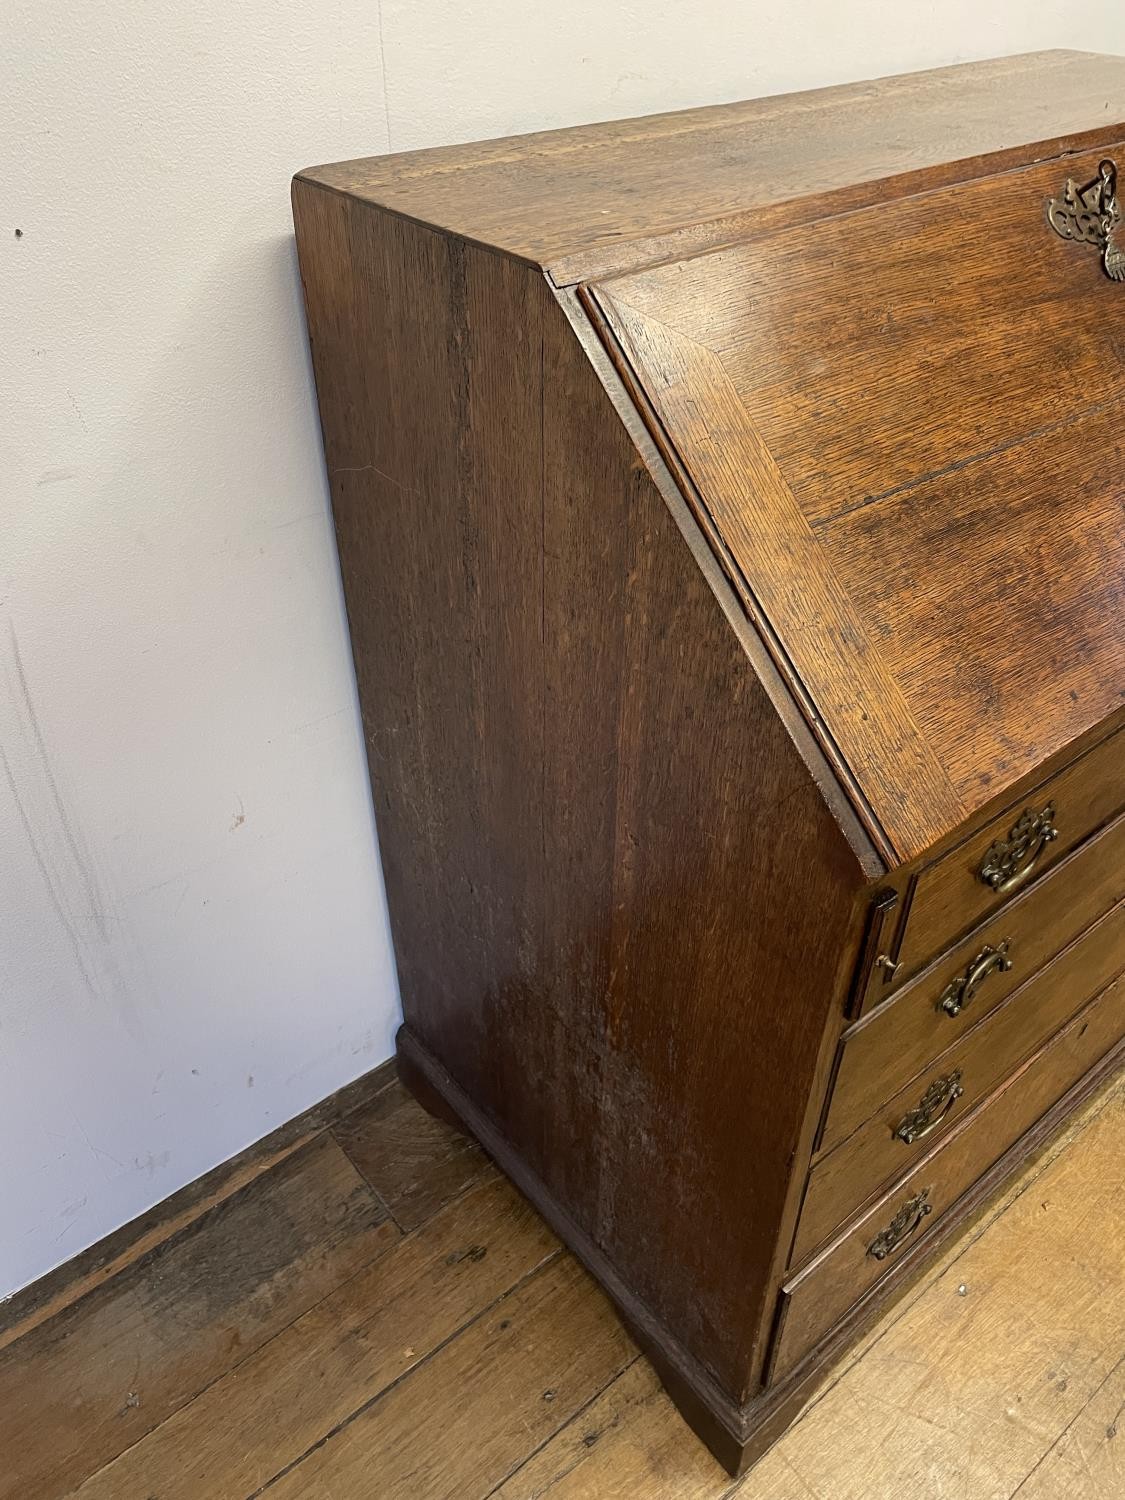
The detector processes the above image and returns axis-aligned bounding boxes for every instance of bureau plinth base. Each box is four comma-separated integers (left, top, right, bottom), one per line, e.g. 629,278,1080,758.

397,1023,1125,1477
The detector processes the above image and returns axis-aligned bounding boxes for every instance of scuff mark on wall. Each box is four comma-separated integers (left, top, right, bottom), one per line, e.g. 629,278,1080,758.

0,739,100,1004
71,1112,129,1174
7,620,110,941
64,389,89,434
1,616,144,1041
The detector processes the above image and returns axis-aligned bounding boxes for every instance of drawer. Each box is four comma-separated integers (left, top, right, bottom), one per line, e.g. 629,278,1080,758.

887,725,1123,994
821,812,1125,1155
793,898,1125,1267
770,972,1125,1382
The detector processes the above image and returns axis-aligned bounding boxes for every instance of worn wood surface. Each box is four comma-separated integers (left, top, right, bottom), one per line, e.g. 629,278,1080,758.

0,1132,396,1499
293,180,870,1409
605,153,1125,528
824,408,1125,807
297,51,1125,283
776,985,1125,1379
746,1075,1125,1500
293,56,1125,1472
0,1057,397,1356
894,725,1125,988
1011,1357,1125,1500
586,301,967,859
68,1174,558,1499
4,1060,1121,1498
822,818,1125,1154
334,1076,496,1230
797,899,1125,1265
591,144,1125,860
266,1255,636,1500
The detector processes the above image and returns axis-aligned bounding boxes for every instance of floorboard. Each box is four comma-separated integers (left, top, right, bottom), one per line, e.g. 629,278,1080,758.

0,1134,395,1500
264,1255,636,1500
736,1078,1125,1499
332,1078,497,1231
1007,1352,1125,1499
68,1177,558,1500
0,1057,396,1356
6,1067,1121,1500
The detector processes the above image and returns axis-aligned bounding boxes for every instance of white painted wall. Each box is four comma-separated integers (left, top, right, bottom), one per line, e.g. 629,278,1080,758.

2,1,1123,1300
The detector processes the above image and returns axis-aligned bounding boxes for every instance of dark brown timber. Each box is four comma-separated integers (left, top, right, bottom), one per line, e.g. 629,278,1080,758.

293,51,1125,1473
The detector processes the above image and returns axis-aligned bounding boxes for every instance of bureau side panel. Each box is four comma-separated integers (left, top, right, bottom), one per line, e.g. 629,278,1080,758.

292,180,867,1400
292,181,549,1113
542,289,872,1400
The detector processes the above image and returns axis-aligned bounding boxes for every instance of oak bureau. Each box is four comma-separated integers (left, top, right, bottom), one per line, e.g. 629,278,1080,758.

293,51,1125,1474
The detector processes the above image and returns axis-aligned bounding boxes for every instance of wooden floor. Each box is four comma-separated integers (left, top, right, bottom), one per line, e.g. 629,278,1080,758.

2,1069,1123,1500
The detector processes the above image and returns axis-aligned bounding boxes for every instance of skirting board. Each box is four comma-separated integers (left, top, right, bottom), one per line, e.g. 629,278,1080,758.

0,1055,396,1352
397,1021,1125,1477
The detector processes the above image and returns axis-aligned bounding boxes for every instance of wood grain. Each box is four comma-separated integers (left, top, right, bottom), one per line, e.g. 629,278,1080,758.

894,724,1125,987
264,1255,636,1500
333,1076,496,1231
588,150,1125,527
588,297,965,859
297,52,1125,283
744,1080,1125,1500
776,984,1125,1379
797,899,1125,1264
293,181,869,1409
292,54,1125,1472
824,403,1125,804
14,1052,1124,1500
0,1134,396,1500
490,1078,1125,1500
822,816,1125,1154
0,1057,396,1355
590,147,1125,857
1010,1356,1125,1499
493,1359,725,1499
67,1177,558,1499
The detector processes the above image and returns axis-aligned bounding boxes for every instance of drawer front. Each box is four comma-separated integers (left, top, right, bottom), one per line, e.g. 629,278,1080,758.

890,725,1124,993
794,898,1125,1267
822,812,1125,1154
771,974,1125,1382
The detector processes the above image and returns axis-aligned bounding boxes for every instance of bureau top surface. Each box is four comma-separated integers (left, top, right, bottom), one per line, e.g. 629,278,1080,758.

300,50,1125,867
299,51,1125,282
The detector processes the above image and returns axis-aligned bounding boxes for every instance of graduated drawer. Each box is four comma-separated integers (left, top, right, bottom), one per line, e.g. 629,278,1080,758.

770,972,1125,1382
793,897,1125,1267
888,724,1123,994
821,812,1125,1155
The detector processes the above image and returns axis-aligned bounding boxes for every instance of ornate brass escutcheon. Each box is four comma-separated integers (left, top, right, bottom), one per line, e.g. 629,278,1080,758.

867,1189,933,1261
979,804,1059,894
1047,158,1125,280
894,1070,965,1144
939,940,1013,1017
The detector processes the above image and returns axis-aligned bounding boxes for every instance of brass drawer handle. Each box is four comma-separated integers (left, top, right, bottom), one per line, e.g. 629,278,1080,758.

979,804,1058,893
894,1070,964,1144
1047,158,1125,281
867,1189,933,1261
938,940,1012,1017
